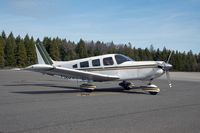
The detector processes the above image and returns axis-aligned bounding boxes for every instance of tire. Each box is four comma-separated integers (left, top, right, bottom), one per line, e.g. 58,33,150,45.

149,92,158,95
81,88,93,92
119,82,132,90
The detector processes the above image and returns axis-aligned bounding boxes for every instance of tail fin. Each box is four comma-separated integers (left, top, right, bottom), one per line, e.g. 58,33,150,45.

35,43,54,65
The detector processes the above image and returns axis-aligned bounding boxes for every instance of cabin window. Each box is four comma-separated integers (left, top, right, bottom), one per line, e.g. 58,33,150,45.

103,57,114,66
115,54,133,64
72,64,77,68
92,59,100,67
80,61,89,68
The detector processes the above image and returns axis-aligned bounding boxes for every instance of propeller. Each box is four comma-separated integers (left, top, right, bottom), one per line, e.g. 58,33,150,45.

166,71,172,88
158,51,173,88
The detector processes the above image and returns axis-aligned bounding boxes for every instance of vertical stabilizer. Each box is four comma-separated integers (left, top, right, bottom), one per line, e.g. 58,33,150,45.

35,43,54,65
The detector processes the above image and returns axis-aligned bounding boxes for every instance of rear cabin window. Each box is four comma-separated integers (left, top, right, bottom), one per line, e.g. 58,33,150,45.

72,64,77,68
92,59,100,67
80,61,89,68
103,57,114,66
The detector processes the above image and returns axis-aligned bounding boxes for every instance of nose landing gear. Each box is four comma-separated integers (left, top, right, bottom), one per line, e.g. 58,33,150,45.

119,81,160,95
142,84,160,95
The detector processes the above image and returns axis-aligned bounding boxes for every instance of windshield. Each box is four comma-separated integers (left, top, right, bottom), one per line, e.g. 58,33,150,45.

115,54,134,64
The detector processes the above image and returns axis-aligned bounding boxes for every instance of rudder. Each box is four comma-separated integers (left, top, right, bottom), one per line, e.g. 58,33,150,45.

35,43,54,65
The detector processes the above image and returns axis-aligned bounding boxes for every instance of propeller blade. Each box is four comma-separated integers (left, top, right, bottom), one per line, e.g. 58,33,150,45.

167,51,173,63
166,71,172,88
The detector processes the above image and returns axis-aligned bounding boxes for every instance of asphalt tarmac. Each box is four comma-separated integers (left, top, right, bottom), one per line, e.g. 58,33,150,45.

0,70,200,133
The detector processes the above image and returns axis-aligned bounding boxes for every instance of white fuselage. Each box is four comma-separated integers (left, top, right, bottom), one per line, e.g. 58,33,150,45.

53,54,165,81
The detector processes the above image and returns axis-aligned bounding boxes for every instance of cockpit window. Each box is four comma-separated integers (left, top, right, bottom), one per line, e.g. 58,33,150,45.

115,54,133,64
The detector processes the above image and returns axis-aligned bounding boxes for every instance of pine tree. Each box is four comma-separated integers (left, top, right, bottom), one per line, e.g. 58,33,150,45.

94,41,102,56
16,36,27,67
132,47,139,61
149,44,154,53
24,35,36,65
186,50,198,71
4,32,16,66
49,38,60,60
76,39,88,58
138,48,143,60
107,41,116,54
60,40,77,61
161,47,168,61
197,53,200,71
173,51,181,71
121,44,129,56
1,31,6,40
0,36,5,68
43,37,51,53
59,39,67,61
144,48,152,60
86,41,95,56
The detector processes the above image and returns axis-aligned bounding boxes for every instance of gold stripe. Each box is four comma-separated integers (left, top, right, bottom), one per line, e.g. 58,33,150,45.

78,65,157,71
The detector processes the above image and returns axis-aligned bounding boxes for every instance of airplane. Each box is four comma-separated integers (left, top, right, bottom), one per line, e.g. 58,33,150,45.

25,43,173,95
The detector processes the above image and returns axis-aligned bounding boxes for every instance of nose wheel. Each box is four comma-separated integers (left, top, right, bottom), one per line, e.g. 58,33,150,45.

142,84,160,95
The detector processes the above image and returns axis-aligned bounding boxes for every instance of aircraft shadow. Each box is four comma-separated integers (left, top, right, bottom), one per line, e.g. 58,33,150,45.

5,83,80,90
6,83,147,95
6,83,80,94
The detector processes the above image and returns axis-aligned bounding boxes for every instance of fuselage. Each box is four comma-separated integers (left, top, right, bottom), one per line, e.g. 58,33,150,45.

53,54,165,81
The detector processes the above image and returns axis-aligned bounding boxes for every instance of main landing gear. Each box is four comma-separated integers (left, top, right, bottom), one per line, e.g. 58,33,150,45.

119,81,134,90
80,83,96,92
119,81,160,95
143,84,160,95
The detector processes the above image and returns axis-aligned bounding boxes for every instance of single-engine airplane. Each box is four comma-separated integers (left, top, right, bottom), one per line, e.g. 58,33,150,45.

25,43,173,95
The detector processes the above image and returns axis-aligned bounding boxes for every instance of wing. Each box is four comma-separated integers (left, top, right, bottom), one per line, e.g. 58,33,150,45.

25,64,119,82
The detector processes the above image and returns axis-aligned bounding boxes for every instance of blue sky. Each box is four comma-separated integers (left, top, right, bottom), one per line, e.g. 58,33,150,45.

0,0,200,53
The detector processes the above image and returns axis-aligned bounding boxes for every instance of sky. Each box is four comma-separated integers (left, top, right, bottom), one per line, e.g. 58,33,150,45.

0,0,200,53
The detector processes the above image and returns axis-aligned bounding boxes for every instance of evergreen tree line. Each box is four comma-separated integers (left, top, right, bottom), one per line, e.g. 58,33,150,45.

0,31,200,71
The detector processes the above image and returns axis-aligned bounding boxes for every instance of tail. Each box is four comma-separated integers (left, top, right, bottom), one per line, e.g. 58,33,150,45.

35,43,54,65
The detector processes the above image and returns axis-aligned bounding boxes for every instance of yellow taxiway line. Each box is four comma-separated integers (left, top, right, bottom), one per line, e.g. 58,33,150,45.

77,92,121,96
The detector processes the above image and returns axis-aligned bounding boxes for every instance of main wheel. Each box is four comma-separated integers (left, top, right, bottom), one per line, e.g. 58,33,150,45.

119,81,132,90
82,89,93,92
149,92,158,95
80,83,96,92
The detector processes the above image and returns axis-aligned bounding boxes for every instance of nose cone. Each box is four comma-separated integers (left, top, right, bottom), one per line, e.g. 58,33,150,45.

157,62,173,71
165,63,173,70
